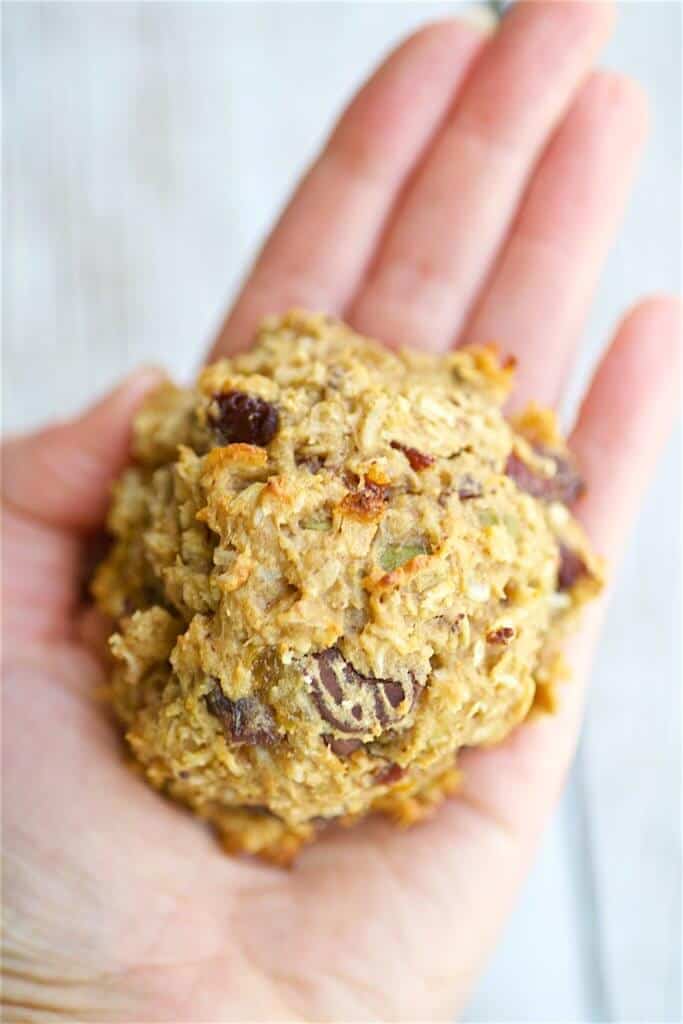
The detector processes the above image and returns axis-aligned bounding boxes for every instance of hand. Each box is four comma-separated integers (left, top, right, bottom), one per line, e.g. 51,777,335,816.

3,4,680,1020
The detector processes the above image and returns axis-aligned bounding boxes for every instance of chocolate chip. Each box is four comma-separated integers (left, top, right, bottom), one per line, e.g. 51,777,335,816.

373,762,404,785
307,648,421,737
209,391,279,447
390,441,435,471
505,450,584,505
486,626,515,644
205,682,277,745
557,544,588,591
457,475,483,500
382,680,405,709
324,736,364,757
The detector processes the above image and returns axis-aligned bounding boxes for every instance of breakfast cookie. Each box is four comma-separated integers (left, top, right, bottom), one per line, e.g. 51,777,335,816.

94,310,602,863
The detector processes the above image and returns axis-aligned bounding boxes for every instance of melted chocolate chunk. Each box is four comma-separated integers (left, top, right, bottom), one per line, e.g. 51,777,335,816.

307,648,421,738
557,544,588,592
324,736,364,757
390,441,435,471
205,682,277,745
209,391,279,447
505,450,584,505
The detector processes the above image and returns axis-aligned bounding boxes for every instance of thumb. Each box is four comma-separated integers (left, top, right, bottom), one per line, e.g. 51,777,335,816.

2,368,165,532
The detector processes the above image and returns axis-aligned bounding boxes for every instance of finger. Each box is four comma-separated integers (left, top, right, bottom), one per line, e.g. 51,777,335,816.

451,294,682,834
77,604,116,664
301,297,680,1016
210,19,487,359
349,1,615,351
460,70,649,407
571,294,681,557
2,508,80,643
2,367,164,532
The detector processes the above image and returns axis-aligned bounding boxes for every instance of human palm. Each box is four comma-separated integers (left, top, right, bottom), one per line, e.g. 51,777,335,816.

3,4,680,1021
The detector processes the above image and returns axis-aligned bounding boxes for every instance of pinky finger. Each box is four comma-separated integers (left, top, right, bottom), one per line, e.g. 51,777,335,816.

571,295,681,560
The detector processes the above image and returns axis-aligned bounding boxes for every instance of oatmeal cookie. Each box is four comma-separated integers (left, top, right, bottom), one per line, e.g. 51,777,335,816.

94,311,602,862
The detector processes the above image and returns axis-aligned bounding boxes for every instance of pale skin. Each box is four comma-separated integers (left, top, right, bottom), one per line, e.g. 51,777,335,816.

2,2,681,1020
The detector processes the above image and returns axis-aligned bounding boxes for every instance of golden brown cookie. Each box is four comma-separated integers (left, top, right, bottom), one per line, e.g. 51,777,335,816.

94,311,602,862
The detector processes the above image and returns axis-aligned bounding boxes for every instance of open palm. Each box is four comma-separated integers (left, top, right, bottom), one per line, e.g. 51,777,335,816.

3,4,680,1021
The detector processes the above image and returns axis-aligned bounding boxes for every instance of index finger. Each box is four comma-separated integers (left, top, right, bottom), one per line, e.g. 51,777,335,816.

209,19,486,359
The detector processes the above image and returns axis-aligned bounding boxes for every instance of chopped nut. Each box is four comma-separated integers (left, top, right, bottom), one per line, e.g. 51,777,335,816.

390,441,435,471
486,626,515,644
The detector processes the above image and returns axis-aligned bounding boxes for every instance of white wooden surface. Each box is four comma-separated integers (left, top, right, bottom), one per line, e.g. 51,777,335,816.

3,3,680,1021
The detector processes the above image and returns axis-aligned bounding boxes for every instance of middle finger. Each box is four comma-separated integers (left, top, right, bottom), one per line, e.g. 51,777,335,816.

349,1,614,351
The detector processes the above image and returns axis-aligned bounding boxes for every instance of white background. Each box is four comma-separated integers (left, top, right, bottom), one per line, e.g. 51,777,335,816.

3,3,680,1020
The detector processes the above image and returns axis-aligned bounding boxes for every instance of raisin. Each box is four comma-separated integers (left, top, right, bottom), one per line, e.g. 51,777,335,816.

557,544,588,591
205,682,277,745
505,450,584,505
457,475,483,500
307,648,421,737
390,441,435,471
486,626,515,644
209,391,279,447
